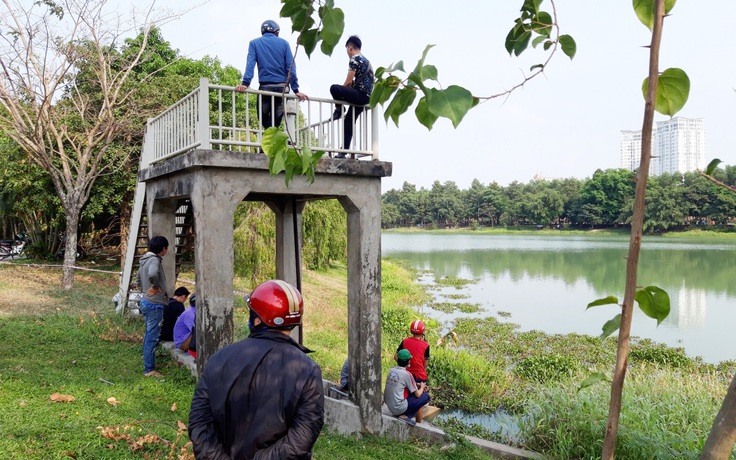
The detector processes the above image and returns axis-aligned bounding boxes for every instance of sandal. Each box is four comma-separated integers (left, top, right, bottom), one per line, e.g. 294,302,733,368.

397,416,416,426
144,370,163,377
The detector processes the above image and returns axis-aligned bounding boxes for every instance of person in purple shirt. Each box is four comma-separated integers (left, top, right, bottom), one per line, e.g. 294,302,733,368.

174,294,196,357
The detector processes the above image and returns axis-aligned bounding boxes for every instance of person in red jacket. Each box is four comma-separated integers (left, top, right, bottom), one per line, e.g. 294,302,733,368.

396,320,430,384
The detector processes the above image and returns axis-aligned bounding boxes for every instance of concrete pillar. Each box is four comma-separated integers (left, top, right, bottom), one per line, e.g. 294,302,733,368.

147,196,178,297
189,170,247,376
339,178,383,434
265,198,305,343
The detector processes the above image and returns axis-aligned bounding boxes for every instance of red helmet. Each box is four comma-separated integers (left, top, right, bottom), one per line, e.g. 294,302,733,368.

410,320,425,335
247,280,303,328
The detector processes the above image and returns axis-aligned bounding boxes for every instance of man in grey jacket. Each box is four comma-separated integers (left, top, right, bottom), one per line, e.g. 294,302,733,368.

136,235,169,377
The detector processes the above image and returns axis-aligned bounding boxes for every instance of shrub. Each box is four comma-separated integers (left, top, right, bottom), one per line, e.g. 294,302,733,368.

381,305,413,345
629,340,693,368
518,371,725,459
428,347,510,411
514,354,579,383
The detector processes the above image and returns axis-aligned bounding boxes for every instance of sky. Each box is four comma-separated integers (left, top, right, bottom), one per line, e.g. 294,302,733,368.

125,0,736,192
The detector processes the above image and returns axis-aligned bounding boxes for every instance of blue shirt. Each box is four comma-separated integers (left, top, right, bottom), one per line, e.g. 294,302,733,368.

242,32,300,93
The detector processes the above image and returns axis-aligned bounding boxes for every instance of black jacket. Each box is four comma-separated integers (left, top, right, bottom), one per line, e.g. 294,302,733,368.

160,299,185,342
189,330,324,459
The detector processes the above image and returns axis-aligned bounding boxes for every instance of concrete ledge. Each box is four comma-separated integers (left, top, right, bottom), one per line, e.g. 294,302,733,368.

140,149,392,181
160,341,197,377
323,381,543,460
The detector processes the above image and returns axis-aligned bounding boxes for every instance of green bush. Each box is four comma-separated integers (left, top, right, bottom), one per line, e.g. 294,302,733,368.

629,340,693,368
233,202,276,284
381,305,413,344
514,354,579,383
428,347,509,411
518,370,727,459
233,200,347,283
302,200,346,270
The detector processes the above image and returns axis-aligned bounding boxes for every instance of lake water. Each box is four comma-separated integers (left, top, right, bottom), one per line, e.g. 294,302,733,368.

382,232,736,364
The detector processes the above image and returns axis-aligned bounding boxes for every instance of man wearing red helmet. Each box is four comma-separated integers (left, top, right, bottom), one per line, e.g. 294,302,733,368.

396,319,430,384
189,280,324,459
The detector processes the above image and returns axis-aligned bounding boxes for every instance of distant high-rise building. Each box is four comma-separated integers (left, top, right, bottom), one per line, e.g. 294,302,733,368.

620,130,642,172
620,117,705,175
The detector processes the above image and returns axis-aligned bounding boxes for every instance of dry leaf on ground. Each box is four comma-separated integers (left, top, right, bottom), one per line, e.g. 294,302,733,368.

50,393,75,403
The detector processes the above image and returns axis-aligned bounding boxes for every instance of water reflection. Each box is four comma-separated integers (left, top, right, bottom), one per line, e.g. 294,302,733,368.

382,232,736,364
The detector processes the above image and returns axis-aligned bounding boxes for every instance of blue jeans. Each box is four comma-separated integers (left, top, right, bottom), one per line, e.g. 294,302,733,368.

404,392,430,419
140,299,164,374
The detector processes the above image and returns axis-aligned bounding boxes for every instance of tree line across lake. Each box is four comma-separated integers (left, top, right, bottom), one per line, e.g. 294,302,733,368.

382,167,736,233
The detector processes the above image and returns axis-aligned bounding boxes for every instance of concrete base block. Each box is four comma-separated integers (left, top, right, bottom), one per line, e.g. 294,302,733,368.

160,341,197,377
325,381,543,460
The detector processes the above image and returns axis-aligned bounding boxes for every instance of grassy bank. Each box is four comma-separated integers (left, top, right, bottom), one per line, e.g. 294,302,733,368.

384,225,736,239
0,261,498,459
383,226,631,236
2,257,733,458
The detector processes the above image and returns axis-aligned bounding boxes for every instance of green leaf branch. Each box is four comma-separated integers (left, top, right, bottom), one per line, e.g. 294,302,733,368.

369,0,575,130
269,0,576,184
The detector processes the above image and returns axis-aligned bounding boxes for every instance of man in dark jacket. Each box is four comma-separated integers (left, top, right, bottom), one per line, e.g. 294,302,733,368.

189,280,324,459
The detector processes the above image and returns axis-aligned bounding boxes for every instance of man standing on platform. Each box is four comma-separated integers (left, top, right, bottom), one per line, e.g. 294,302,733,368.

235,20,308,131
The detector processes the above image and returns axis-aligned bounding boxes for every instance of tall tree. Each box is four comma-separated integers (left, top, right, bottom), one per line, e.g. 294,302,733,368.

0,0,172,288
577,169,636,226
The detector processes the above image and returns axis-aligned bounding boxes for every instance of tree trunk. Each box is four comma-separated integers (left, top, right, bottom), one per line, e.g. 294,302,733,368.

119,191,132,268
601,1,664,458
61,207,81,290
700,374,736,459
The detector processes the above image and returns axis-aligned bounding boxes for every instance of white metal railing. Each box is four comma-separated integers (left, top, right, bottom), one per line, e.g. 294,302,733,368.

142,78,379,166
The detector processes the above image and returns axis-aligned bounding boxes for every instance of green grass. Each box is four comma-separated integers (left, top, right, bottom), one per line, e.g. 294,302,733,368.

517,368,731,459
0,313,195,459
2,257,731,459
315,430,499,459
0,262,500,459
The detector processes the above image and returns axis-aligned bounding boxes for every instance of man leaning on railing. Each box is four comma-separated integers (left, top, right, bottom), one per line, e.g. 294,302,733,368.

235,19,308,131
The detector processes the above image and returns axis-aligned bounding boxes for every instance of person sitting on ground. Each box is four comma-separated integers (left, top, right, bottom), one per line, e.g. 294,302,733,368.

339,357,349,392
383,349,430,426
174,293,197,358
161,287,190,342
396,320,430,385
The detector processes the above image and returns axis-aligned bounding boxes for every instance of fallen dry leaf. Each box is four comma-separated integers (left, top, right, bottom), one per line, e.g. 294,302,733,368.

171,402,177,412
50,393,75,403
177,420,187,431
106,397,119,407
